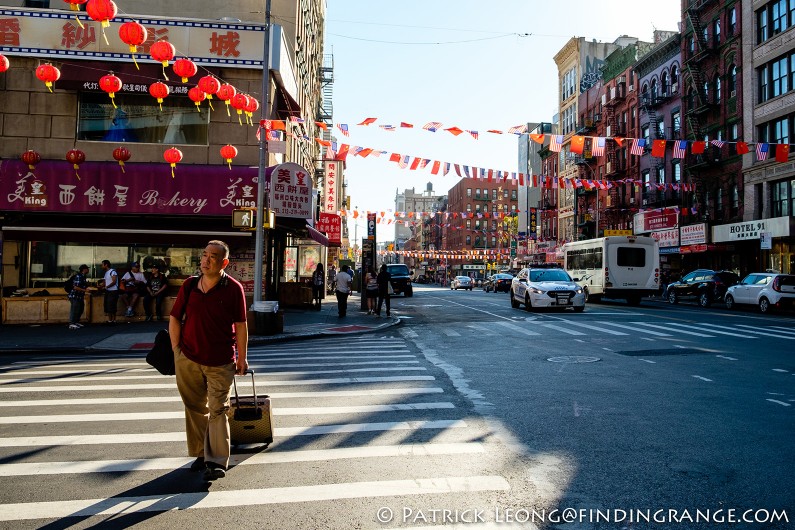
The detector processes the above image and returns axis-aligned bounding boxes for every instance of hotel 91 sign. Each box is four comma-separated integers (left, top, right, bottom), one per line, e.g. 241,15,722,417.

269,163,312,219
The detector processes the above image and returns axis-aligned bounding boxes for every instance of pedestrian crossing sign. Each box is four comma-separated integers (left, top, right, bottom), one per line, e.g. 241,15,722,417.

233,208,255,230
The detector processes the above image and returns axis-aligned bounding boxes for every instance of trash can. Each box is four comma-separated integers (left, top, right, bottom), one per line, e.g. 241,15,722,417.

251,301,283,336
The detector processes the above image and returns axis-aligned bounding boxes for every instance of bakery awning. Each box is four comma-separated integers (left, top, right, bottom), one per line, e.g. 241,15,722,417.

306,224,329,246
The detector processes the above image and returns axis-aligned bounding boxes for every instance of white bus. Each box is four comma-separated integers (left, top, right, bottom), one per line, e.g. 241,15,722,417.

563,236,660,305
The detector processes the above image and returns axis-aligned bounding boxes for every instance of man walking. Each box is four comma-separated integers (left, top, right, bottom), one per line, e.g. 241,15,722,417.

68,264,90,329
100,260,119,324
170,240,248,481
334,264,353,317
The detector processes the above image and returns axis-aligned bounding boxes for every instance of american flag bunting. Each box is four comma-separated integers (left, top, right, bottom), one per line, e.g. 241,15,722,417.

673,140,687,158
630,138,647,156
591,137,605,157
756,143,769,161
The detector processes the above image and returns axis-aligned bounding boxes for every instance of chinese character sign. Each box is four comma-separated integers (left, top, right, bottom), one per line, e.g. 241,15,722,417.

323,160,341,213
316,213,341,245
269,162,312,219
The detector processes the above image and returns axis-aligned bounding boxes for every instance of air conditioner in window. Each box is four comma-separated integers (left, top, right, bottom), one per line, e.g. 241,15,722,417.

628,84,635,92
610,87,617,100
606,161,613,173
601,94,607,105
671,82,678,93
606,125,612,136
618,76,626,84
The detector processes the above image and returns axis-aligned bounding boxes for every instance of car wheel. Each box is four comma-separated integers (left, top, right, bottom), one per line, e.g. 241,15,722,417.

524,294,533,311
668,291,678,304
725,294,735,310
698,292,712,308
759,297,771,314
510,291,520,308
573,306,585,313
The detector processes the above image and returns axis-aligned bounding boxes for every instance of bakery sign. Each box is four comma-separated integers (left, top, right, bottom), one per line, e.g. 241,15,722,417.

269,163,312,219
649,227,680,248
680,223,707,245
712,216,791,242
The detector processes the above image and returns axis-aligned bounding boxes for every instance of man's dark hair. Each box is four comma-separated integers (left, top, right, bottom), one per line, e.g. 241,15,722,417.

102,260,111,267
208,240,230,259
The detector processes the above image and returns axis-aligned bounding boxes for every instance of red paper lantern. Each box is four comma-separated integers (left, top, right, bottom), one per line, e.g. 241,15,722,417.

0,54,8,74
230,93,249,125
113,146,131,173
63,0,88,10
66,149,86,180
244,96,259,125
21,150,41,170
172,58,197,84
85,0,117,27
150,40,176,80
197,75,220,110
148,81,170,111
216,84,236,117
163,147,183,178
99,72,122,108
118,21,147,68
187,86,206,111
219,144,238,170
36,63,61,93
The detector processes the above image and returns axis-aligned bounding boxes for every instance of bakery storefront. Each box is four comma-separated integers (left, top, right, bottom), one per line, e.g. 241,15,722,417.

0,159,270,324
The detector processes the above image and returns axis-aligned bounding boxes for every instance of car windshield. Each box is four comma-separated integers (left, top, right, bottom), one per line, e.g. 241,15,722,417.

495,274,512,279
387,265,409,276
529,269,571,282
457,276,469,281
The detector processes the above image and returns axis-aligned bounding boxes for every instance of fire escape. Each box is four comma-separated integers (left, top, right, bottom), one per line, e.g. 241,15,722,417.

602,77,630,229
683,2,718,183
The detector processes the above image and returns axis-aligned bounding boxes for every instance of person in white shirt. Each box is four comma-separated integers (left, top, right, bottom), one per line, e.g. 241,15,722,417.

100,260,119,324
120,262,147,317
334,265,353,317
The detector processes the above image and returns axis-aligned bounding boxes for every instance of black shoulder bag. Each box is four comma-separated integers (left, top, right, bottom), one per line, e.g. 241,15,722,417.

146,276,197,376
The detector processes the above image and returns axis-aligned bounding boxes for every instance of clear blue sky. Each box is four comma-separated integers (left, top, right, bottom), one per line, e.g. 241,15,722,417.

325,1,681,242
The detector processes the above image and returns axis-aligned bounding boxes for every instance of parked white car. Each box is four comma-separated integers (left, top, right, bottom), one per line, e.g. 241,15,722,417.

724,273,795,313
451,276,473,291
510,267,585,312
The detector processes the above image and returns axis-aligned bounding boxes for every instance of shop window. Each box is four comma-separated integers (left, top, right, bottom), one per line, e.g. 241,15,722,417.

77,92,209,145
772,180,790,217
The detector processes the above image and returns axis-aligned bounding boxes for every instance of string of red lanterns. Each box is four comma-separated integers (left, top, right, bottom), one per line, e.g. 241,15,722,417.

149,81,170,111
163,147,183,178
21,150,41,171
220,145,238,170
172,58,197,83
35,63,60,92
118,20,147,69
66,149,86,180
85,0,118,45
150,40,175,80
112,146,131,173
99,72,122,108
216,83,236,117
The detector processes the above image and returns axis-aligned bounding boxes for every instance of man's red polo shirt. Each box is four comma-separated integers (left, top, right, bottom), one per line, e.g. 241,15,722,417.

171,273,247,367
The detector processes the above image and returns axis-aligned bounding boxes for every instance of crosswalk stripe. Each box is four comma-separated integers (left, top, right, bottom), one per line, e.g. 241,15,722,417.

0,402,456,424
0,376,437,393
494,321,541,336
5,358,422,375
0,420,468,447
468,323,498,335
0,388,446,407
596,321,671,336
629,322,715,337
440,328,461,337
0,442,486,477
0,475,510,521
766,326,795,335
555,319,628,335
536,323,586,336
664,322,753,338
731,324,795,340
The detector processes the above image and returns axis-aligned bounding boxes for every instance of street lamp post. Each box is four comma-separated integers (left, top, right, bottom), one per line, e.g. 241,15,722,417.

253,0,272,304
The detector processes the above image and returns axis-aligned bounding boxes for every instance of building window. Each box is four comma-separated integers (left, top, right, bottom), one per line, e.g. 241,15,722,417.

773,0,788,35
773,116,790,144
466,203,471,212
715,77,722,103
475,189,481,198
771,180,790,217
475,204,481,212
466,235,471,245
713,18,721,46
492,189,497,200
511,189,517,200
671,64,679,86
772,56,789,97
759,64,769,103
672,111,681,136
758,7,769,43
672,161,681,185
657,119,665,139
651,78,658,99
491,236,497,246
729,64,737,95
466,220,471,228
661,71,669,94
703,80,710,102
732,185,739,212
77,93,210,144
688,35,695,56
731,123,739,140
728,6,736,36
641,124,650,144
642,169,650,188
466,188,472,197
503,189,509,198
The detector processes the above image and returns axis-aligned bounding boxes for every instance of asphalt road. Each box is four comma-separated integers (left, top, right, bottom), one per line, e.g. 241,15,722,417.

0,285,792,529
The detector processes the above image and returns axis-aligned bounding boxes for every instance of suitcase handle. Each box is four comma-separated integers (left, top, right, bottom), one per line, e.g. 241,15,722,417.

232,369,257,409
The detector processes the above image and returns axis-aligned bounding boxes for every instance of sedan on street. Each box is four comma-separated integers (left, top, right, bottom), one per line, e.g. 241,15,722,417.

725,272,795,313
451,276,473,291
483,273,513,292
510,267,585,312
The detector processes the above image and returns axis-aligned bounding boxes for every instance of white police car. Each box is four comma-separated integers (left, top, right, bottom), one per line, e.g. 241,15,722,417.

510,267,585,312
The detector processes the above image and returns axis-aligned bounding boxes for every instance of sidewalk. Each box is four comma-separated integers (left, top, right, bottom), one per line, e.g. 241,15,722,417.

0,294,400,354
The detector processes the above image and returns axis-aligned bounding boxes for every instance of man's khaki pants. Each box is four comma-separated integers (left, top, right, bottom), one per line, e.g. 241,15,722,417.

175,346,236,469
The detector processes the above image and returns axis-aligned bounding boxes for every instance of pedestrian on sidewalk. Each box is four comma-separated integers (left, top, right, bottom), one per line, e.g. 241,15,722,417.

100,260,119,324
144,263,168,321
376,263,391,317
365,266,378,314
67,264,90,329
120,262,146,317
334,264,352,317
311,263,325,311
169,240,248,482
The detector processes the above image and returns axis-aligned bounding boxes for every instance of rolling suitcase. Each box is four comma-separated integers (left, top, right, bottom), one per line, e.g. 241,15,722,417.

226,369,273,446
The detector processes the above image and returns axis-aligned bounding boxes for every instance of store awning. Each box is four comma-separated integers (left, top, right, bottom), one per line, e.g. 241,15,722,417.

306,224,329,247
